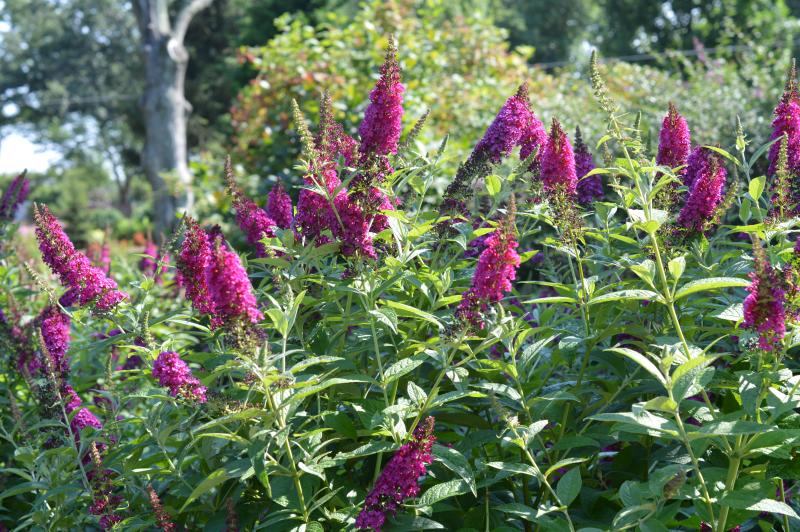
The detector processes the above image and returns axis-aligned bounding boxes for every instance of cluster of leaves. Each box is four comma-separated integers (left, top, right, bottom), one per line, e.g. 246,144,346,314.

4,45,800,532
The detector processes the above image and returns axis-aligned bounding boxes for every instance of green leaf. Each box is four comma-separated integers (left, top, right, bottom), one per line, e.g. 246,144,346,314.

383,356,425,384
668,256,685,281
720,494,799,519
486,174,502,197
556,467,582,506
432,444,476,496
181,459,252,511
383,300,442,329
407,381,427,405
588,290,662,306
694,420,772,437
495,503,559,522
545,457,587,478
606,348,666,387
674,277,749,300
671,355,717,401
416,479,470,506
749,175,767,201
487,462,537,476
370,308,398,334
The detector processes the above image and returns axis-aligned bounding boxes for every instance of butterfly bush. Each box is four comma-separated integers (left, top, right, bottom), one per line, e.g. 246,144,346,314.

0,171,29,221
8,41,800,532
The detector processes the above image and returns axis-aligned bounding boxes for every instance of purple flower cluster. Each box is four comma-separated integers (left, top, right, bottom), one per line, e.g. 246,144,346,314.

457,215,521,329
40,305,71,376
769,67,800,176
677,148,726,232
743,245,786,351
540,118,578,195
63,384,103,435
355,417,436,531
231,188,277,258
473,83,536,164
152,351,207,403
267,183,293,230
177,218,217,316
656,103,691,178
358,38,405,160
208,237,264,327
177,218,262,328
574,126,602,204
0,171,29,221
34,205,127,311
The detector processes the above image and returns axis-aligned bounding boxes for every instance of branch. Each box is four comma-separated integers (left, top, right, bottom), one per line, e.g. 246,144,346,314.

172,0,214,45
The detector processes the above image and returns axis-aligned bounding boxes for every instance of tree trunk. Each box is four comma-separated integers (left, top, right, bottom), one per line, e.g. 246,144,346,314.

134,0,212,237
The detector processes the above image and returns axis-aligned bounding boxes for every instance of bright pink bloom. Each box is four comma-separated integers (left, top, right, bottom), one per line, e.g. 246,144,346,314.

231,190,277,258
177,218,216,316
743,248,786,351
34,205,127,311
574,127,602,204
355,417,436,531
152,351,207,403
358,40,405,159
657,103,691,178
457,218,520,329
207,237,263,327
40,305,71,375
474,83,534,164
677,148,726,232
267,182,293,229
769,71,800,176
0,171,29,221
540,119,578,195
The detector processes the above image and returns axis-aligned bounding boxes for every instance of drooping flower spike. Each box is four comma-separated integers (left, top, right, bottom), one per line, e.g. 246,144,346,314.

34,204,127,311
267,182,293,230
457,198,521,329
355,417,436,531
474,83,536,164
225,156,277,258
677,147,727,232
574,126,602,204
176,216,216,316
207,235,263,327
40,305,71,376
743,239,787,351
152,351,207,403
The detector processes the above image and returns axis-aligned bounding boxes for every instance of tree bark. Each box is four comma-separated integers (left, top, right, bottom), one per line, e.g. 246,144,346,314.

134,0,213,236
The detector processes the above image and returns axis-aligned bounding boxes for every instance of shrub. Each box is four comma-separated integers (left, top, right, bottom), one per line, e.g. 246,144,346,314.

3,39,800,532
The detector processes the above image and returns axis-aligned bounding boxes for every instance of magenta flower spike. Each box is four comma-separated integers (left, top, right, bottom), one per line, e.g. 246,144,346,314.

34,204,127,311
743,242,787,351
152,351,207,403
177,217,216,317
656,103,691,179
40,305,71,376
574,126,602,204
769,63,800,176
540,118,578,195
0,171,30,221
207,236,263,327
677,147,726,232
267,182,293,230
358,36,405,160
355,417,436,531
474,83,536,164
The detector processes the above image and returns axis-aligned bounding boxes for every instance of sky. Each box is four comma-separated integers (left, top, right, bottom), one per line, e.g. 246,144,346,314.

0,132,61,174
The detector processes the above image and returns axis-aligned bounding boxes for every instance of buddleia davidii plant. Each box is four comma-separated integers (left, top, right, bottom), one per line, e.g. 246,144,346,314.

587,52,800,531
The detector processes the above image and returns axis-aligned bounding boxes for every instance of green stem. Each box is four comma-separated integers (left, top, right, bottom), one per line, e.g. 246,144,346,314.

716,444,741,532
266,389,310,522
406,338,462,439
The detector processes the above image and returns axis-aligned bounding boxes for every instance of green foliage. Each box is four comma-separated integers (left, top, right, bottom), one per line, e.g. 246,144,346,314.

5,13,800,532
